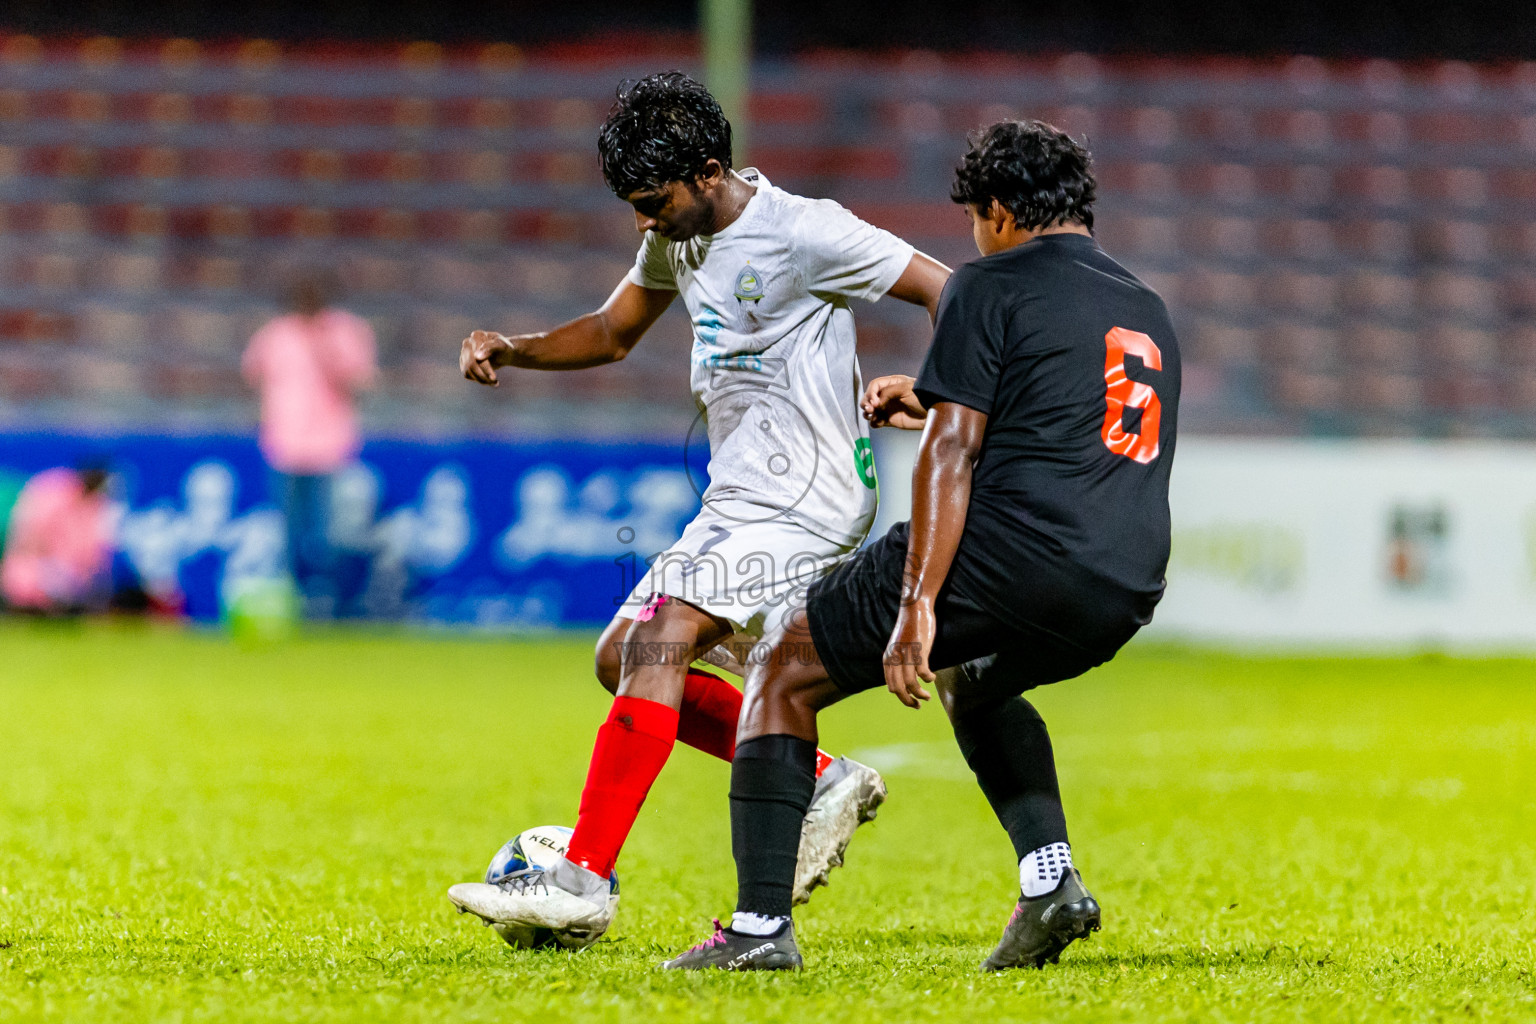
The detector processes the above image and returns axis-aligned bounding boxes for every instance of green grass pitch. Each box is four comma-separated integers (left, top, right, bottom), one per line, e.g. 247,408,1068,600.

1,623,1533,1022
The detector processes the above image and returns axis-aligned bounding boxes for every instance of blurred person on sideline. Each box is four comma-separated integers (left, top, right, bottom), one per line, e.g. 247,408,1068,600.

1,463,114,614
242,274,378,618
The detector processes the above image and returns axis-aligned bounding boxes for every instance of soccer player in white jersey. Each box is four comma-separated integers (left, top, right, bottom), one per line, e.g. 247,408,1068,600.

448,72,950,946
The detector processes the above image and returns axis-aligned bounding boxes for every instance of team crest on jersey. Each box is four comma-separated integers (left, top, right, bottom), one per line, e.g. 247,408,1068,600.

733,264,766,302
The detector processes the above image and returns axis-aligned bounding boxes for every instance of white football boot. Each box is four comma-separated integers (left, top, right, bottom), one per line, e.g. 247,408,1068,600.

448,856,617,950
792,756,887,904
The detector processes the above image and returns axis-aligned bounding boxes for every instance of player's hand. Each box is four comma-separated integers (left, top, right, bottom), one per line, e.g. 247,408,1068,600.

460,330,514,386
882,598,936,709
861,375,928,430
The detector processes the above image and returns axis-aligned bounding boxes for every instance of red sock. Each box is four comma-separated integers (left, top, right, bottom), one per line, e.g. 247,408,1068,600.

677,669,744,762
564,696,679,878
676,667,836,777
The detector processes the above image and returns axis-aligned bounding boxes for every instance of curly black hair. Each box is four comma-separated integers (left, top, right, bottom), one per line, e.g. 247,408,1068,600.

598,72,733,197
950,120,1096,231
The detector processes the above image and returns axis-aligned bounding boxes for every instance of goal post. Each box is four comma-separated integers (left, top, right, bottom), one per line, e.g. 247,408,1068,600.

701,0,752,164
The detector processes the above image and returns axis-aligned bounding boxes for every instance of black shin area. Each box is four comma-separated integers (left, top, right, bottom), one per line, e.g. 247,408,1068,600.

951,690,1069,859
730,734,818,918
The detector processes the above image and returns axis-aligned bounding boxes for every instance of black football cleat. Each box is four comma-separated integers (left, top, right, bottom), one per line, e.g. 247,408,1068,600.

661,918,804,971
981,867,1101,971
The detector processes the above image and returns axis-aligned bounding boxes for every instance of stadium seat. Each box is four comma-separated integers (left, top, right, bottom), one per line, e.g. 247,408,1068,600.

470,97,516,134
1425,325,1498,368
0,88,25,123
1344,272,1417,316
462,151,508,189
0,39,1530,435
80,304,149,350
66,89,112,124
385,151,428,186
227,93,274,130
1440,167,1490,210
393,97,435,135
1421,272,1498,321
146,92,195,133
1351,369,1424,413
1186,320,1259,366
1272,367,1343,412
97,252,164,293
1184,268,1257,312
1268,325,1341,367
1346,325,1416,365
1262,271,1339,314
1268,218,1335,261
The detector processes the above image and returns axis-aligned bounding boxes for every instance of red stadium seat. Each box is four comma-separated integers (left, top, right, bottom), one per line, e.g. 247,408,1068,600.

226,93,275,130
750,92,824,126
79,304,150,350
1277,270,1341,312
1421,272,1498,319
1186,319,1259,366
1351,369,1425,413
1186,216,1260,259
299,148,347,185
1421,220,1492,265
1345,325,1416,365
1343,271,1415,314
135,146,183,181
1425,325,1498,368
0,88,28,122
0,307,75,343
461,151,509,189
146,92,195,132
1500,369,1536,411
66,89,112,124
1265,218,1335,261
340,253,414,297
1267,325,1341,366
1272,367,1344,412
1183,268,1257,312
0,39,1530,429
96,252,164,293
469,97,516,135
393,97,435,134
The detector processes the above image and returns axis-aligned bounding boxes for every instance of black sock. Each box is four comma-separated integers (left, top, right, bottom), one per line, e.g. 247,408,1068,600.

730,734,817,919
950,689,1068,860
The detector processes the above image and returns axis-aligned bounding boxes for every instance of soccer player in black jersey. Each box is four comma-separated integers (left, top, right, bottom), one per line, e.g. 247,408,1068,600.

663,120,1180,971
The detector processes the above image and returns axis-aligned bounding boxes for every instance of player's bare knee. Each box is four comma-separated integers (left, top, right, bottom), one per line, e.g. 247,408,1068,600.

594,651,621,695
612,597,731,704
932,665,964,720
594,617,630,695
738,655,837,744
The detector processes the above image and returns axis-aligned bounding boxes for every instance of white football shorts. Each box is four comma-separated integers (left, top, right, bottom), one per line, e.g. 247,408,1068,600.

619,499,864,639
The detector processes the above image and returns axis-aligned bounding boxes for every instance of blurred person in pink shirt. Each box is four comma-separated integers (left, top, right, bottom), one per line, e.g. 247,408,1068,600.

243,275,377,617
1,464,114,614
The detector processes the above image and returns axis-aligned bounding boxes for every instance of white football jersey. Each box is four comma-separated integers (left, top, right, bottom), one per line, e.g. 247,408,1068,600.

627,169,914,547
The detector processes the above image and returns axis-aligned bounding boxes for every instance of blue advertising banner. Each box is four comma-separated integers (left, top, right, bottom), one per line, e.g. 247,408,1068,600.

0,431,705,628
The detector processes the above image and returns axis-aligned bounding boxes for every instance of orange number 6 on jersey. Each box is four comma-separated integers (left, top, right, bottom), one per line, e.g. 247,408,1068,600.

1101,327,1163,464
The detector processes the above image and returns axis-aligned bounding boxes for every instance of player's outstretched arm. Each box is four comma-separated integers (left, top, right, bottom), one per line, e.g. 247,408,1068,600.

861,374,927,430
883,400,987,708
885,252,951,323
459,280,674,385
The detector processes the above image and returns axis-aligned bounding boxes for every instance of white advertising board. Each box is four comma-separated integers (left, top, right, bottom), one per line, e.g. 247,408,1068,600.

870,433,1536,649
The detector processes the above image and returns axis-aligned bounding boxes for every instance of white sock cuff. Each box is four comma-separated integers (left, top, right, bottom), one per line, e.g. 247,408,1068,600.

1019,842,1073,898
730,912,788,936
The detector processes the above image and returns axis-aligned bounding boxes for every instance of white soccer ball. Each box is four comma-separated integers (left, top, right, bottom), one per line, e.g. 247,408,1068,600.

483,825,620,949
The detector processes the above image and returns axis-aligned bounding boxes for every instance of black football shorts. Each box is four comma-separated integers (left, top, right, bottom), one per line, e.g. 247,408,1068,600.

806,520,1146,698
